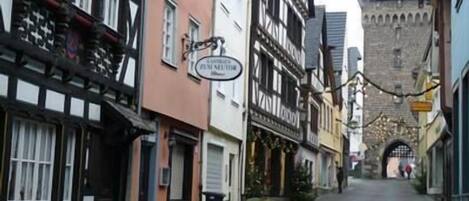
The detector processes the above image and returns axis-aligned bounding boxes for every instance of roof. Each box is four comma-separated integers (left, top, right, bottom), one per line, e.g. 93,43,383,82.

305,6,326,70
103,101,157,133
326,12,347,71
347,47,362,78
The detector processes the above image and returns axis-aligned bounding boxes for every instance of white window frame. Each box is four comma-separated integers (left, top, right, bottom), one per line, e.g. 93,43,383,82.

162,1,177,65
103,0,120,30
63,131,76,201
188,19,200,77
72,0,92,14
7,118,56,201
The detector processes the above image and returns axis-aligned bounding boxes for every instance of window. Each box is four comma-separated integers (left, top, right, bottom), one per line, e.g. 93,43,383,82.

308,0,315,18
7,118,56,201
287,7,303,48
281,73,297,109
266,0,280,21
103,0,119,30
456,0,463,12
72,0,92,13
63,131,76,201
188,20,200,76
163,1,177,64
395,26,402,40
310,105,319,133
393,49,402,68
232,80,238,101
393,84,403,104
260,53,274,92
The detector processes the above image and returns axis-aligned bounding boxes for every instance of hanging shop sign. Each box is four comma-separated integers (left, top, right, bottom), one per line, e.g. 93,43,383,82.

195,56,243,81
410,101,433,112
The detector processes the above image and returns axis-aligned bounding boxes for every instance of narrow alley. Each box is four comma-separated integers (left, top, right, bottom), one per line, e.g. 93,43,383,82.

317,179,433,201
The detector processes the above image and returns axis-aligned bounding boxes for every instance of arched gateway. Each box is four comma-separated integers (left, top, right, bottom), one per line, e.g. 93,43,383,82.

381,140,416,178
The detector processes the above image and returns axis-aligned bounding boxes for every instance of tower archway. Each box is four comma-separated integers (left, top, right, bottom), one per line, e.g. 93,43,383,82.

381,140,415,178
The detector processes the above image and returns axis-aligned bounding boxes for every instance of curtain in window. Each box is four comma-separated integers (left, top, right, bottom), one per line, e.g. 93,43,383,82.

7,118,56,201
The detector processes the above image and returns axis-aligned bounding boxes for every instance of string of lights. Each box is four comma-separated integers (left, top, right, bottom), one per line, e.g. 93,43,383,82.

315,71,440,97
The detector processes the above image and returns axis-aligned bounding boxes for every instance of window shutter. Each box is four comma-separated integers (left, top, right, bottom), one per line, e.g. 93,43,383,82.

206,144,224,193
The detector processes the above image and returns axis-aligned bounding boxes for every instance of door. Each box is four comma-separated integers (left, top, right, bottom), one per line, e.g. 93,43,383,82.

139,142,156,201
170,144,186,200
206,144,223,194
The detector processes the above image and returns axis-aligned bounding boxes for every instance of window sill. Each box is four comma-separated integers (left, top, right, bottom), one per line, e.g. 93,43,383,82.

187,73,201,84
231,99,240,108
216,89,226,99
162,59,178,70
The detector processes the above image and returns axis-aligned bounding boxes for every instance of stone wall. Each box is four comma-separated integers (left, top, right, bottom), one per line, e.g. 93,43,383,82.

361,0,432,178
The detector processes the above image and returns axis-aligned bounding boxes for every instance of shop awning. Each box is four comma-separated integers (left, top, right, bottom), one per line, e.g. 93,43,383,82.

102,101,156,134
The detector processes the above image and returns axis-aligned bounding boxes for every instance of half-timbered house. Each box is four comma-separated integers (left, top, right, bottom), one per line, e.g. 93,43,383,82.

0,0,153,201
245,0,310,198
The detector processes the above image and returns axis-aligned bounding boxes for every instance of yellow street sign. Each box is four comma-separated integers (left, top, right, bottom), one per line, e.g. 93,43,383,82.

410,101,433,112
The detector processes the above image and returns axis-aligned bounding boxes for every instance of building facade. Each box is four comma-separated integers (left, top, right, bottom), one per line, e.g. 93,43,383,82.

347,47,363,169
414,30,445,195
450,0,469,199
360,0,432,178
201,0,250,200
245,0,309,198
302,5,326,190
140,0,212,200
0,0,152,201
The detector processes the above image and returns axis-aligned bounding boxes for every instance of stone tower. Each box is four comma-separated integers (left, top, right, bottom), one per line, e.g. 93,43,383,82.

360,0,432,178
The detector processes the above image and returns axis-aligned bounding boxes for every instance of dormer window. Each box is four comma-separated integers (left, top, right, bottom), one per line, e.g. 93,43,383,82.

103,0,120,30
72,0,92,13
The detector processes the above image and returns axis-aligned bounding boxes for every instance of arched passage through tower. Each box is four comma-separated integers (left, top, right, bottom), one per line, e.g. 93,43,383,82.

381,140,416,178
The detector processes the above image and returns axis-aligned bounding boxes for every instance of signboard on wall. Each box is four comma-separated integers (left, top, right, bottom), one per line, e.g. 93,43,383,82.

410,101,433,112
195,56,242,81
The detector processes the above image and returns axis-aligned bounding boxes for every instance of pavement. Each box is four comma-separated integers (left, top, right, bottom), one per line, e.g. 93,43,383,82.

316,178,434,201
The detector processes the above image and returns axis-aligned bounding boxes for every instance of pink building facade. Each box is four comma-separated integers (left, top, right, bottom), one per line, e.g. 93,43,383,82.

128,0,212,200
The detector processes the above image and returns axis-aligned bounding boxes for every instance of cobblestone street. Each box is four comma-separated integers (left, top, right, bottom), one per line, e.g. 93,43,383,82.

317,179,433,201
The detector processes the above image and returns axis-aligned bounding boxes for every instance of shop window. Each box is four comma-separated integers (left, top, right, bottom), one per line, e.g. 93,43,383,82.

7,118,56,201
103,0,119,30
